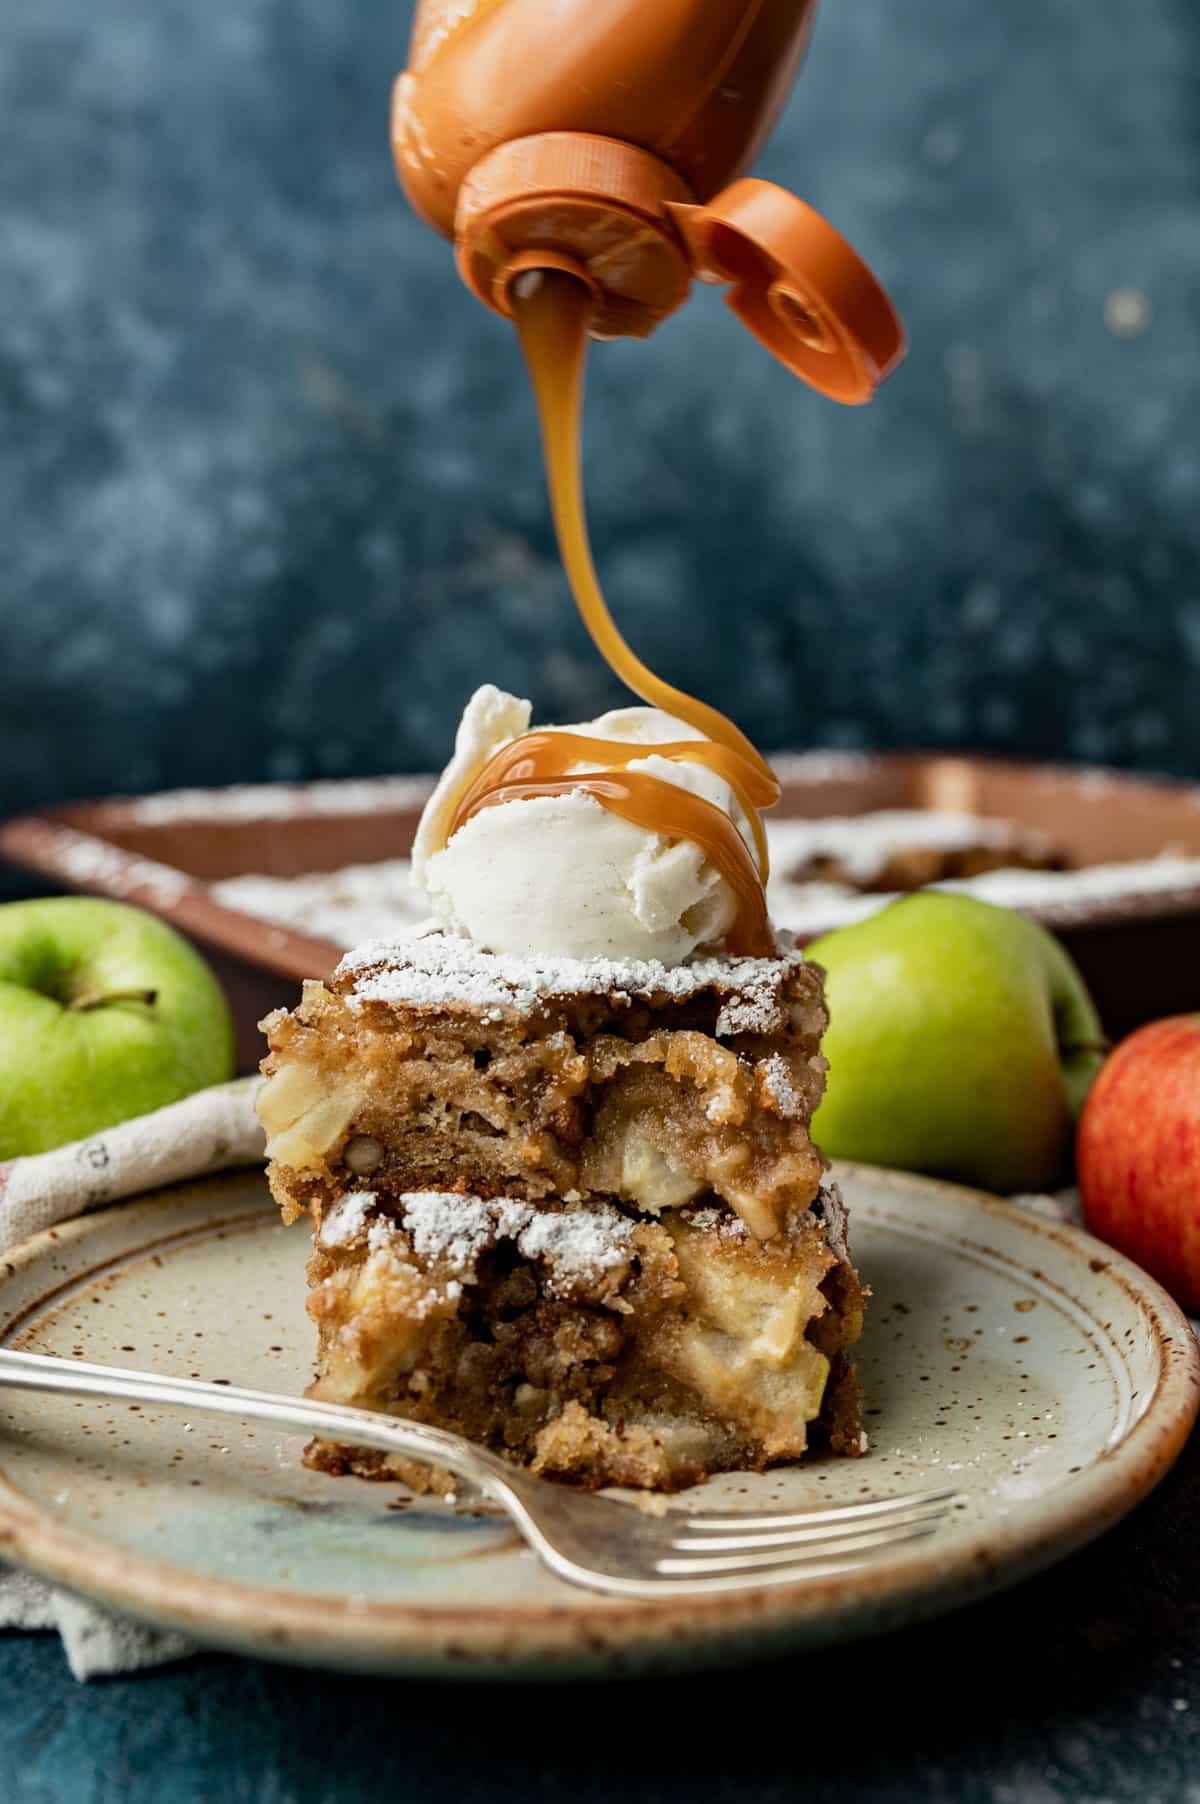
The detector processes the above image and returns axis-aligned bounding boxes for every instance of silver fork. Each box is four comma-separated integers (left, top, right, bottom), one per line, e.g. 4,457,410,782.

0,1348,961,1598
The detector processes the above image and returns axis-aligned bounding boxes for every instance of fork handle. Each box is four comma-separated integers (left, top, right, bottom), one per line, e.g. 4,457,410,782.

0,1347,509,1501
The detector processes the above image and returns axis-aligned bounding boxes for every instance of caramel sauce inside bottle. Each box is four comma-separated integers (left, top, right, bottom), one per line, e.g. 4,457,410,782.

446,267,781,958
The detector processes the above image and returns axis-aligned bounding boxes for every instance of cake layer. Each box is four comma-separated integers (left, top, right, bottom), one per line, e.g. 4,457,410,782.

302,1183,866,1492
335,930,815,1026
258,931,829,1239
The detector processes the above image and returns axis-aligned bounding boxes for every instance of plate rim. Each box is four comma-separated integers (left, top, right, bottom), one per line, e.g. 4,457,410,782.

0,1163,1197,1676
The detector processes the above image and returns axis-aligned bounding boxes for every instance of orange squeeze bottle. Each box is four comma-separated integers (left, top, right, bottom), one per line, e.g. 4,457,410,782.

392,0,905,401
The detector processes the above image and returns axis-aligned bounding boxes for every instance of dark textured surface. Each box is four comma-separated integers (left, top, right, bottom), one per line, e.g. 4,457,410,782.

3,0,1199,821
4,1430,1200,1803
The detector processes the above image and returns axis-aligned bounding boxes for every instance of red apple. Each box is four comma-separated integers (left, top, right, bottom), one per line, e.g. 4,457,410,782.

1077,1015,1200,1308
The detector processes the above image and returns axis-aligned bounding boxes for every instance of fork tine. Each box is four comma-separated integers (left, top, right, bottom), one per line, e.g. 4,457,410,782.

654,1518,941,1576
674,1486,961,1530
645,1557,906,1592
669,1501,953,1553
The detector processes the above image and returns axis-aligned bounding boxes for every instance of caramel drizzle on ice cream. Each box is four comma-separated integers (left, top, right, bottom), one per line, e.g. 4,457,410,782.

448,731,776,956
442,268,781,956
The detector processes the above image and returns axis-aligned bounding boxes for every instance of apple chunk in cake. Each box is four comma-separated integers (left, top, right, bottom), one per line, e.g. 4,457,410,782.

259,932,829,1240
303,1184,865,1491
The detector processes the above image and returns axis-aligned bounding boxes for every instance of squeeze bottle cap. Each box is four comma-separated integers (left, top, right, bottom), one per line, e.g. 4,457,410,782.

440,129,903,401
668,180,905,403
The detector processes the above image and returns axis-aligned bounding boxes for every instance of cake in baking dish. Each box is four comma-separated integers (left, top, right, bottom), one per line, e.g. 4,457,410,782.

773,809,1069,895
258,927,867,1490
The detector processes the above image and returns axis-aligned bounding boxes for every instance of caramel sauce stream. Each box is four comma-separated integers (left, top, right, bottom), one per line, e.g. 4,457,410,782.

511,271,777,791
447,267,781,958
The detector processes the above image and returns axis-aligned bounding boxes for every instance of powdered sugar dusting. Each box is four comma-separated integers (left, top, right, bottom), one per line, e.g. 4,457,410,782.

396,1190,635,1291
684,1183,847,1252
927,856,1200,917
46,829,192,909
683,1204,750,1242
492,1197,534,1241
513,1206,634,1275
770,852,1200,935
109,774,434,826
760,1054,804,1119
366,1216,401,1254
318,1190,377,1247
337,929,800,1034
214,863,431,951
714,981,792,1036
401,1192,500,1273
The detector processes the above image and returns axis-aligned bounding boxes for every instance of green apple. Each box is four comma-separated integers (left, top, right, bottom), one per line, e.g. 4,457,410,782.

0,897,235,1158
807,893,1105,1193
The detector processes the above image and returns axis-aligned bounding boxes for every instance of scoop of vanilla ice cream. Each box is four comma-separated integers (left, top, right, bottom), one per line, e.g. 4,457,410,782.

411,685,756,965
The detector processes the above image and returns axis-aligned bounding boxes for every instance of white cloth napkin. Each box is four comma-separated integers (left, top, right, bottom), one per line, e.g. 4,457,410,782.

0,1077,266,1679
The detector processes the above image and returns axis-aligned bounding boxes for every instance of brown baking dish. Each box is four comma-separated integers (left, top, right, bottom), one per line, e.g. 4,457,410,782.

4,753,1200,1069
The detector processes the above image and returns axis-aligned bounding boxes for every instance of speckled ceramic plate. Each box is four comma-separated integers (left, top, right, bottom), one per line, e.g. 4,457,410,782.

0,1165,1195,1678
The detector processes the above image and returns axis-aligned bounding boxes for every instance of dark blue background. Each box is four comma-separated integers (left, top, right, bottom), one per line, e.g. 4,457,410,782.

3,0,1198,819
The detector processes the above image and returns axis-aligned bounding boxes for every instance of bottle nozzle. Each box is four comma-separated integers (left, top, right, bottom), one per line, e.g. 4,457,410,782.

496,249,598,319
454,133,693,340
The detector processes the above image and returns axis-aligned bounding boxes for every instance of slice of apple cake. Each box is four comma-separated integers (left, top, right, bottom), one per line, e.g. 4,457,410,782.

258,929,867,1490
